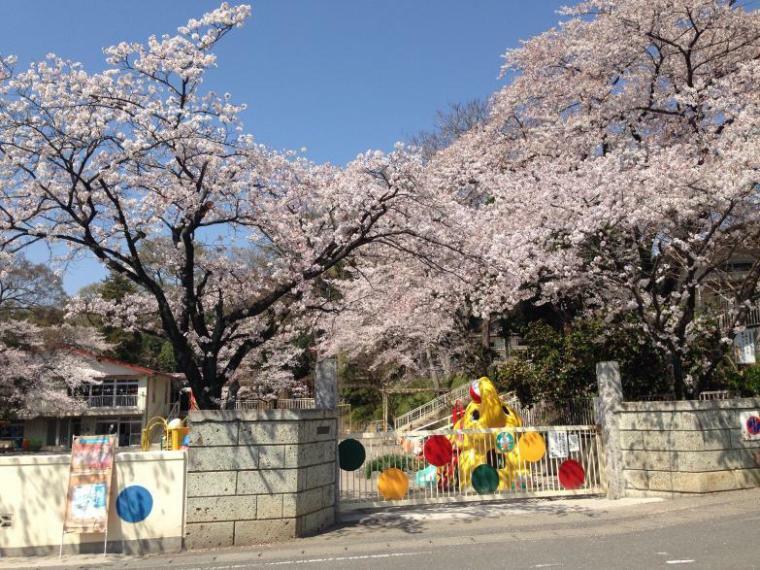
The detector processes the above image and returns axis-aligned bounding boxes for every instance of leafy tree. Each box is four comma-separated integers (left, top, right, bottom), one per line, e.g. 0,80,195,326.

493,319,671,404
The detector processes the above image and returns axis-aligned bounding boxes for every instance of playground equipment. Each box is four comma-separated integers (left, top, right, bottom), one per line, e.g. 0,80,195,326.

141,416,189,451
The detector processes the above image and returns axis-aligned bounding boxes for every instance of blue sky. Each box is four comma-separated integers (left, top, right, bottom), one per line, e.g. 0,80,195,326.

0,0,567,293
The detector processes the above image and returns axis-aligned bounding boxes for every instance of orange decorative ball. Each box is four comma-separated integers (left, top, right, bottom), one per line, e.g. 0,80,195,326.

377,468,409,500
517,431,546,463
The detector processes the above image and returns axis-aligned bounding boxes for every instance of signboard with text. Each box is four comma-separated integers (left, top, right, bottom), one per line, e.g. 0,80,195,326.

63,435,116,534
548,431,569,459
735,330,757,365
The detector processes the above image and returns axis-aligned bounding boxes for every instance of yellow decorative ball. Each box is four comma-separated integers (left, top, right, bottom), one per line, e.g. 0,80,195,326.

377,467,409,500
517,431,546,463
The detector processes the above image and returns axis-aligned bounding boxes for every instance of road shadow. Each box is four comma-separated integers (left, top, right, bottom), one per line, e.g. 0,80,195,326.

328,495,604,536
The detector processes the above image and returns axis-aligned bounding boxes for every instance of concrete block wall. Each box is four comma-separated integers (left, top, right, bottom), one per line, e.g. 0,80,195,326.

618,398,760,495
185,409,337,549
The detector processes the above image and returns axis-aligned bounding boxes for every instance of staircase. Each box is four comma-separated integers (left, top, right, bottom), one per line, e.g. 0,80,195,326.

393,383,574,432
393,383,471,432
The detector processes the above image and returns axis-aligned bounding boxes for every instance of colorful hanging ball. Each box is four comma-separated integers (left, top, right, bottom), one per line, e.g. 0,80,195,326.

423,435,453,467
471,464,499,494
414,465,438,487
517,431,546,463
469,379,482,403
496,431,516,453
558,459,586,490
378,467,409,500
338,438,366,471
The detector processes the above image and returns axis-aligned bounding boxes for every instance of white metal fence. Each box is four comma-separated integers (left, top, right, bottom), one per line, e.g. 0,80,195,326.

698,390,734,401
339,425,603,510
513,398,597,427
231,398,317,410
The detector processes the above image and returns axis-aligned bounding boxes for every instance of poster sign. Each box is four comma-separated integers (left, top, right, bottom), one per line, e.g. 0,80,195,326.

548,431,569,459
740,411,760,441
63,435,116,534
734,330,757,365
568,433,580,453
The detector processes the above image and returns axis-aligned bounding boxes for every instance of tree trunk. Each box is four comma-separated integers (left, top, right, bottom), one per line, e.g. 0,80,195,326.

426,345,441,391
481,314,491,350
671,352,686,400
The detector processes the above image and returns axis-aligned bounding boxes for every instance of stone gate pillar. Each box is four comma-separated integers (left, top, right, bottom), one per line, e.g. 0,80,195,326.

184,409,337,549
596,361,625,499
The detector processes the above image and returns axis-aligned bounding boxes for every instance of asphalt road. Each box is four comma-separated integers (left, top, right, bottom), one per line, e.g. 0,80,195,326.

7,489,760,570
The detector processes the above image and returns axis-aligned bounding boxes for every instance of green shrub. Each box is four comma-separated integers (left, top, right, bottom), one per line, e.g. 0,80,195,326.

493,317,670,404
364,453,424,480
728,365,760,396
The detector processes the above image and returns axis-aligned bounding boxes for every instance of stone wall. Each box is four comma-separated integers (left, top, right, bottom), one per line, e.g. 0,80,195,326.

617,398,760,495
185,409,337,549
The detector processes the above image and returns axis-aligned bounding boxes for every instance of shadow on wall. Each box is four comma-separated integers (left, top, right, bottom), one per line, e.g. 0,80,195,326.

617,396,760,495
0,449,185,556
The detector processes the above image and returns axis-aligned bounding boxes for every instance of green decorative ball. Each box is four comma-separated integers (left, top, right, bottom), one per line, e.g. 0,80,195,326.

496,431,515,453
338,438,366,471
472,463,499,494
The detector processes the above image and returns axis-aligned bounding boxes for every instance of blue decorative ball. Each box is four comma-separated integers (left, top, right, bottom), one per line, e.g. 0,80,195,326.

116,485,153,523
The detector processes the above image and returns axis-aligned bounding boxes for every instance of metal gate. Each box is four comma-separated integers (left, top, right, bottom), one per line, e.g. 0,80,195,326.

338,425,604,511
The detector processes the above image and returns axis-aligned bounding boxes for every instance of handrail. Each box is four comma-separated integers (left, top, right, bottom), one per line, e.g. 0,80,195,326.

394,383,471,431
167,400,181,420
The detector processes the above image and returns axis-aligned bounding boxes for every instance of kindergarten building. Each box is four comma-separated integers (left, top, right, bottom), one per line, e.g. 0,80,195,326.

2,350,177,451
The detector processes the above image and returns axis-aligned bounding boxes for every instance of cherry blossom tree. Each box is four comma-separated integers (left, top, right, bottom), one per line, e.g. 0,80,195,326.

0,253,65,311
319,255,480,390
446,0,760,397
0,253,108,417
0,4,444,407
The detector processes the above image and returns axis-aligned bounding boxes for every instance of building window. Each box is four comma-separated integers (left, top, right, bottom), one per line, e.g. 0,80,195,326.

0,422,24,449
81,379,139,407
46,420,57,446
95,417,142,447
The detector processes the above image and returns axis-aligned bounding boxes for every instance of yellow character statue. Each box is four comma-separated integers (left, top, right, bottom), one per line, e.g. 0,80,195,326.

452,377,524,491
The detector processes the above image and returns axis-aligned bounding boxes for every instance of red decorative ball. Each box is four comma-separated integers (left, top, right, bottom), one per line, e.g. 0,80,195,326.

424,435,453,467
469,380,481,403
558,459,585,490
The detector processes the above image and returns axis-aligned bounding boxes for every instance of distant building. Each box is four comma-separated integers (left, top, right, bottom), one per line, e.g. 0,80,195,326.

2,350,177,450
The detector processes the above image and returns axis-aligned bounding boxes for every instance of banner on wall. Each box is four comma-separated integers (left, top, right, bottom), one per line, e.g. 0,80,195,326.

63,435,116,534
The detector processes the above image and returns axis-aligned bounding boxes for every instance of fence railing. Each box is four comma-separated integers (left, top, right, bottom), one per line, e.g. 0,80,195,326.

513,398,597,427
698,390,734,401
717,300,760,331
83,395,138,408
339,425,603,509
231,398,317,411
394,384,470,431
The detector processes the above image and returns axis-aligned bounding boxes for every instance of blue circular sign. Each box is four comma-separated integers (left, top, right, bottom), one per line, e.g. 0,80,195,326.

747,416,760,436
116,485,153,523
